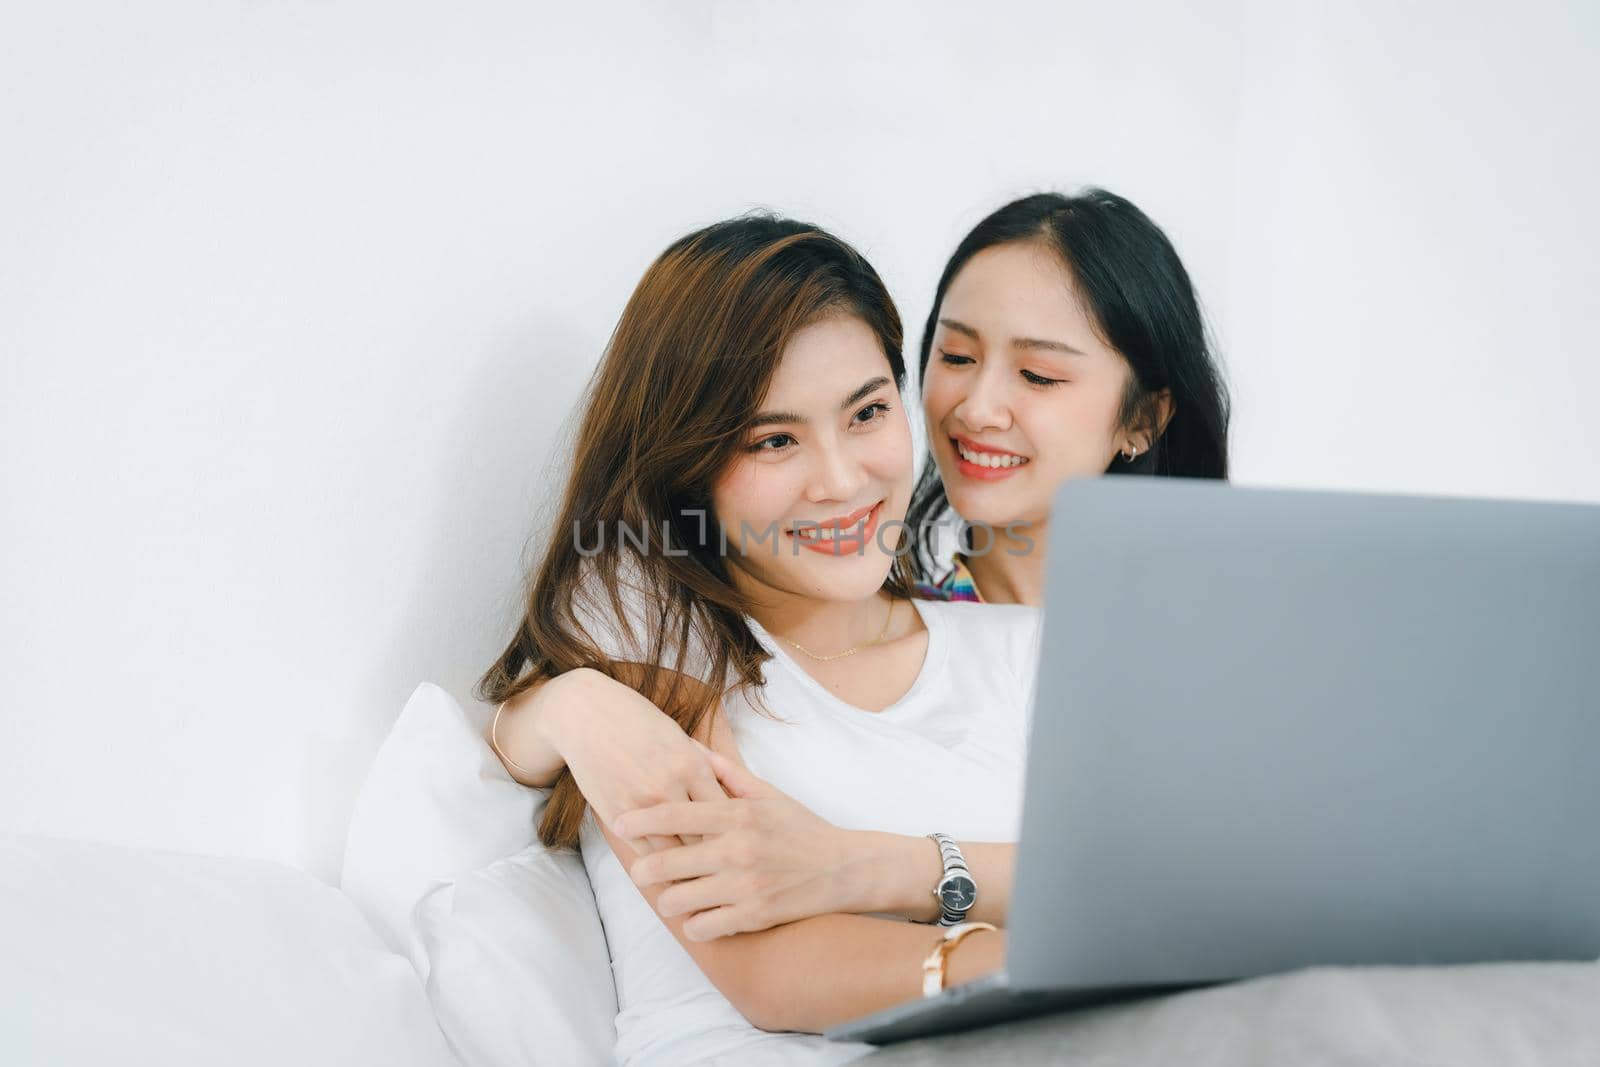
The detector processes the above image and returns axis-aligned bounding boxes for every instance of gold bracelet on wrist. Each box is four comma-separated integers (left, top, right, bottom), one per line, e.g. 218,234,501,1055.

489,698,542,778
920,921,998,998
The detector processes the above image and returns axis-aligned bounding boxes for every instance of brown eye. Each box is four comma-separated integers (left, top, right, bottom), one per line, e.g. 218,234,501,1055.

749,433,796,453
853,401,891,425
1021,369,1065,387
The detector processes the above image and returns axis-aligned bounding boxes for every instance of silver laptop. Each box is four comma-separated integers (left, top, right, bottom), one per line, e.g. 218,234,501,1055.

829,479,1600,1045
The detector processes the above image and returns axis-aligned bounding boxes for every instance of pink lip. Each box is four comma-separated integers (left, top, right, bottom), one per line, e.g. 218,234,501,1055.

951,434,1025,458
785,502,883,556
799,501,878,532
949,435,1029,482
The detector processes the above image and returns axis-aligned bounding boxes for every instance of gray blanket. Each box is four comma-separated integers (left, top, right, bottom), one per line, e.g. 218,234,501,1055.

867,963,1600,1066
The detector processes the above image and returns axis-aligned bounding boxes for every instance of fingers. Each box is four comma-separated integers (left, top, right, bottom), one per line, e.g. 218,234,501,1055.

647,782,699,851
613,800,743,841
686,761,730,805
677,881,830,940
680,761,728,845
624,833,663,857
681,901,781,942
653,871,739,917
642,796,685,853
603,805,681,855
603,746,744,857
590,803,663,857
628,839,731,888
690,740,769,799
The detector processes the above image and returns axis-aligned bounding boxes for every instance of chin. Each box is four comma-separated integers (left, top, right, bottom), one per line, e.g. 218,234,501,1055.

794,555,898,602
944,484,1027,529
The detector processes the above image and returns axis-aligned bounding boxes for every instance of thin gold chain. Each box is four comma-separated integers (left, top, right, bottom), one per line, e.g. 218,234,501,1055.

780,597,896,662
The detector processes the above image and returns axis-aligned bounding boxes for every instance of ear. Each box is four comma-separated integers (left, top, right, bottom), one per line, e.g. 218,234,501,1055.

1130,389,1175,452
1153,389,1175,437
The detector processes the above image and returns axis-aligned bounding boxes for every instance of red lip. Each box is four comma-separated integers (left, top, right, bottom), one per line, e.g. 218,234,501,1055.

949,436,1029,482
796,501,879,532
793,502,883,534
951,434,1025,459
785,502,883,556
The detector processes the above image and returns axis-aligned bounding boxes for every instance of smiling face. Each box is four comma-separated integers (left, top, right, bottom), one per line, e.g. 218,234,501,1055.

711,312,914,604
923,240,1139,529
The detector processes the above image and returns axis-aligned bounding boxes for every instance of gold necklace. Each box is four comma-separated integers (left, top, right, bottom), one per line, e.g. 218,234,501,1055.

780,598,896,662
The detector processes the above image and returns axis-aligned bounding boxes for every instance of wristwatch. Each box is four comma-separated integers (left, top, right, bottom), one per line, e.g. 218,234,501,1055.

927,832,977,926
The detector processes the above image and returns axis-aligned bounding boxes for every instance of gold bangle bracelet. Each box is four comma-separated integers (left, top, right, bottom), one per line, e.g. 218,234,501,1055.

489,698,542,779
921,921,999,998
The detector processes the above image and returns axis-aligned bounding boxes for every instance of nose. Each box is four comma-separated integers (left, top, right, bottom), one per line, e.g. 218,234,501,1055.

804,435,869,504
950,362,1013,434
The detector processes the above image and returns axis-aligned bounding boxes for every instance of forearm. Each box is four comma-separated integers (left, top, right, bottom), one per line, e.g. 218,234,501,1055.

716,913,1003,1034
844,834,1015,926
599,818,1002,1033
486,681,564,786
486,668,614,787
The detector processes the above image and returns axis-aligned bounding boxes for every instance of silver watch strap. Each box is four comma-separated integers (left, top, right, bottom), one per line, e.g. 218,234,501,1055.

928,832,975,925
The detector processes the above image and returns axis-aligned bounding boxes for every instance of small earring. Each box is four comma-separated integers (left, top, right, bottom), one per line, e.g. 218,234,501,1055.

1123,445,1139,462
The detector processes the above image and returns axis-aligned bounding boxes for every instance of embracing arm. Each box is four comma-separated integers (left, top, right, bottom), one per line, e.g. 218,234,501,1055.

616,748,1017,934
490,679,1006,1030
486,667,727,855
490,669,1016,926
592,813,1003,1033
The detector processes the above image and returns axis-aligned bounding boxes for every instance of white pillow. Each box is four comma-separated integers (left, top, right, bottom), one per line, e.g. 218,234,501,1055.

340,683,618,1067
340,683,540,964
414,845,619,1067
0,831,457,1067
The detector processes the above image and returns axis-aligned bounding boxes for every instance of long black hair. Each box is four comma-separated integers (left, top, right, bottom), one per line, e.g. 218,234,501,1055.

906,188,1231,581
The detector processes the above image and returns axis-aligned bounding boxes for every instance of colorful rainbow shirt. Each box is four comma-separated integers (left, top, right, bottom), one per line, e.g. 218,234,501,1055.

913,554,983,603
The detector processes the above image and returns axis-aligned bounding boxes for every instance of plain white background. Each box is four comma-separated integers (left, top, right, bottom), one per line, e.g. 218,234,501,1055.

4,1,1596,883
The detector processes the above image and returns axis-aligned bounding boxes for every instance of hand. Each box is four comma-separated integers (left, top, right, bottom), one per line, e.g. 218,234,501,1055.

539,668,727,856
612,743,872,940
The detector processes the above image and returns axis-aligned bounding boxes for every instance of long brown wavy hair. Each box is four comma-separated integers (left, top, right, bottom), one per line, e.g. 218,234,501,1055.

478,215,911,849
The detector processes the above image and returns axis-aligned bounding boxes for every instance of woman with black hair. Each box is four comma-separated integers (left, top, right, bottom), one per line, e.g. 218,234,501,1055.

911,188,1230,605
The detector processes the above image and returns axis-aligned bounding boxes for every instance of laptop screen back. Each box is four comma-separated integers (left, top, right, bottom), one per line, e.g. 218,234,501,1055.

1009,480,1600,991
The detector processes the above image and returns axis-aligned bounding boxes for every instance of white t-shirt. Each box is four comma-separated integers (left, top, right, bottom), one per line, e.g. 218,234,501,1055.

574,586,1042,1066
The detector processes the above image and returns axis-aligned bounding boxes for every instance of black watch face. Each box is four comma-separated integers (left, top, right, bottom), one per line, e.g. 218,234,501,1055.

939,874,977,911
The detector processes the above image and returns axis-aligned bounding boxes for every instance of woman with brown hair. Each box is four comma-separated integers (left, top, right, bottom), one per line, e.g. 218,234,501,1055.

483,215,1038,1063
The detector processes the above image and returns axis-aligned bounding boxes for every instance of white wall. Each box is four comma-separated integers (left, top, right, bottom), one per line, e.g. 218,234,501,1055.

1224,1,1600,502
3,1,1594,883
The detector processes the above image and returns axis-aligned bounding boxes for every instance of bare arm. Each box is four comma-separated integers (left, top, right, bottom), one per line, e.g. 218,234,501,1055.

483,672,578,788
593,808,1004,1034
491,681,1005,1029
616,755,1017,933
843,834,1015,926
486,667,726,854
491,670,1016,927
617,716,1003,1033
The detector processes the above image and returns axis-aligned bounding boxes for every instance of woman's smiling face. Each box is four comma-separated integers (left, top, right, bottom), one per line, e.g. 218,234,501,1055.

712,312,914,603
923,240,1137,529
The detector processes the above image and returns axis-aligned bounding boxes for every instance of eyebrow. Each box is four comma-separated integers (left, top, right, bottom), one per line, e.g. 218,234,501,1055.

938,317,1086,357
749,375,893,429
